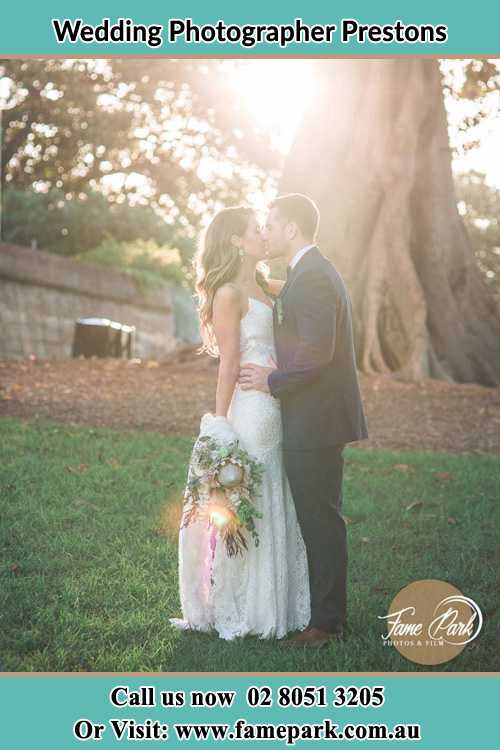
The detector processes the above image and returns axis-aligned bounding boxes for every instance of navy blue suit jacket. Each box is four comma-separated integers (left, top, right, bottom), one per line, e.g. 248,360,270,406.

268,246,368,449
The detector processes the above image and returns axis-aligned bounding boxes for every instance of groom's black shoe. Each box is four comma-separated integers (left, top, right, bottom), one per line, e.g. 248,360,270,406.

283,626,345,649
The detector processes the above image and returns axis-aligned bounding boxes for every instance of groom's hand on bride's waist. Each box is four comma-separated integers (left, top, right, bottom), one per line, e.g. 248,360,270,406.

239,358,277,393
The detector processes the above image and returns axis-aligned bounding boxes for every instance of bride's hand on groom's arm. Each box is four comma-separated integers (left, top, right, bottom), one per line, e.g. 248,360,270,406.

265,278,285,296
239,356,277,393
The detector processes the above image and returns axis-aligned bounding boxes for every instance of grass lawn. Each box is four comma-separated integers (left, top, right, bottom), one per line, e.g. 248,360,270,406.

1,416,499,672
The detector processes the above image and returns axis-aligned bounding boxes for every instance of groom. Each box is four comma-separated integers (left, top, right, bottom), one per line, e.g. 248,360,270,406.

239,193,368,648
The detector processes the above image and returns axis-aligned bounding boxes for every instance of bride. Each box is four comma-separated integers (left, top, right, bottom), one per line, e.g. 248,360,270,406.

169,206,310,640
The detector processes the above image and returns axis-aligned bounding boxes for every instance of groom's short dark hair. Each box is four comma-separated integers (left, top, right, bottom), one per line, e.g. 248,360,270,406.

270,193,320,241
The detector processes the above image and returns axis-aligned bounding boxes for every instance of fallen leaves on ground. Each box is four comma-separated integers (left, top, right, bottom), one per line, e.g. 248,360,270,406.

1,353,499,454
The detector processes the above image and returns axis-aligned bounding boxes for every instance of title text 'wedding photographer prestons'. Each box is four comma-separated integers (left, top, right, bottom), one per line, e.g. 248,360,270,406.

51,17,449,50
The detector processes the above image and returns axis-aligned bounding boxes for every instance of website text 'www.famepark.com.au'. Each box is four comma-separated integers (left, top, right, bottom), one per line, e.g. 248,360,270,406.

173,718,420,743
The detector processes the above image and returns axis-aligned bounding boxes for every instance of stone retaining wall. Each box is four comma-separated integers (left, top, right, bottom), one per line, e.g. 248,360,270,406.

0,243,197,360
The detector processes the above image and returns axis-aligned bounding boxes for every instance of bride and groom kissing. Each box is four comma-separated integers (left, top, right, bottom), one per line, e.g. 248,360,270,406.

169,193,368,648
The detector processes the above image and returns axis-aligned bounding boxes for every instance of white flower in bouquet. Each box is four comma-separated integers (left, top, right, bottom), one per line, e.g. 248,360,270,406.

218,460,244,488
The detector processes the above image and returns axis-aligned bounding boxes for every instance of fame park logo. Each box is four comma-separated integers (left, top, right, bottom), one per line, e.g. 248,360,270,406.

378,579,483,665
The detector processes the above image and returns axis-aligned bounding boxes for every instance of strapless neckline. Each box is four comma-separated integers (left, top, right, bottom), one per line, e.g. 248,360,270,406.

242,296,274,321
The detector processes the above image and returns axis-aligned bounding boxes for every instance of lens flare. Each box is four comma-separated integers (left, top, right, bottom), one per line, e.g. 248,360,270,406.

210,506,231,529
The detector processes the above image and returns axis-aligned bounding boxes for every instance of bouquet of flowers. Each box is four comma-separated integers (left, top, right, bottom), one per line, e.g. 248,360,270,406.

180,414,264,557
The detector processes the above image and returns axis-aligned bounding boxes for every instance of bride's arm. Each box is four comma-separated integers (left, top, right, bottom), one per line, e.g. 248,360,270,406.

212,284,242,417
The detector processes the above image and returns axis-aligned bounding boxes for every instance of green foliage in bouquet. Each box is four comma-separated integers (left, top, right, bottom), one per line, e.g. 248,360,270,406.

181,436,264,557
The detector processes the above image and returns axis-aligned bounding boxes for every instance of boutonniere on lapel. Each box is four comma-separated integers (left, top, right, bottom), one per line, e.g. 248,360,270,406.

276,297,284,325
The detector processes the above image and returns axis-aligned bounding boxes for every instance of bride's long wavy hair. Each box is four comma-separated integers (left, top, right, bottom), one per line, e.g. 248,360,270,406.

194,206,270,357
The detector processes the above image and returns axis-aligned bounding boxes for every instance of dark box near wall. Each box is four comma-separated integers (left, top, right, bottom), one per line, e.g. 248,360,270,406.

72,318,135,358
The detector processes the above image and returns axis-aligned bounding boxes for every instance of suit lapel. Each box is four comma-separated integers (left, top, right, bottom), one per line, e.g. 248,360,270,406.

277,273,294,300
278,246,321,299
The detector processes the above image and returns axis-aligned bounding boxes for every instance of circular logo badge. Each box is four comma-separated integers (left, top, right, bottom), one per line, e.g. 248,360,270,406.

378,580,483,665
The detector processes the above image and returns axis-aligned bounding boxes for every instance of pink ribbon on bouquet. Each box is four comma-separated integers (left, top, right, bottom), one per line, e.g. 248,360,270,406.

203,520,217,589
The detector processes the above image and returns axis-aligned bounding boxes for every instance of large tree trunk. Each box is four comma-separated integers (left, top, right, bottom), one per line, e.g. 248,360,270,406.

281,59,500,386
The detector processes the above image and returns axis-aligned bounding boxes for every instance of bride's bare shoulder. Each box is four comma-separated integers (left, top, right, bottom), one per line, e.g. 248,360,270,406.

213,283,243,316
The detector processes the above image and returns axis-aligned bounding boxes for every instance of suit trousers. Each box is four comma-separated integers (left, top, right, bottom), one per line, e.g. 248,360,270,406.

283,445,347,632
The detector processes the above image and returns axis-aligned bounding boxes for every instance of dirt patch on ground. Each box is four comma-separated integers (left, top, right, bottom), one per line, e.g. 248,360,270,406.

1,349,499,454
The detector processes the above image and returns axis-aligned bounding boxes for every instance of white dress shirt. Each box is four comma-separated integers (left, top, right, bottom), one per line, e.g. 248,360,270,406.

288,243,315,271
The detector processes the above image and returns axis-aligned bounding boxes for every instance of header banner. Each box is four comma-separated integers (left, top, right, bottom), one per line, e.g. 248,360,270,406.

0,0,499,56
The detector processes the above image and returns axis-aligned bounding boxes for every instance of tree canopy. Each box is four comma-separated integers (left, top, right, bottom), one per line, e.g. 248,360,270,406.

0,59,277,240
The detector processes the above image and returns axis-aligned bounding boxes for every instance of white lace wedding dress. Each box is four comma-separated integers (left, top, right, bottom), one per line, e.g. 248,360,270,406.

169,297,310,640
